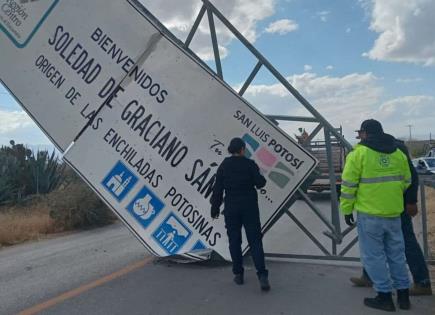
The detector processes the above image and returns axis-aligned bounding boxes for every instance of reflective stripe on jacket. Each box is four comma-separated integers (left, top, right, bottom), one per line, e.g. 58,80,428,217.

340,144,411,217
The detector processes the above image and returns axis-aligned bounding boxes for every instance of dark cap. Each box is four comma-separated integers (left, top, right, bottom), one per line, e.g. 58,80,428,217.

228,137,246,154
356,119,384,135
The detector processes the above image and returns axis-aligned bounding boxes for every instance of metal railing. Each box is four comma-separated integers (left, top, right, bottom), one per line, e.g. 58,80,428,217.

180,1,434,264
179,0,358,261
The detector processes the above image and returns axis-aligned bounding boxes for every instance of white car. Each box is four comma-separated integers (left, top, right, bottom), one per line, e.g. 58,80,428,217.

412,157,435,175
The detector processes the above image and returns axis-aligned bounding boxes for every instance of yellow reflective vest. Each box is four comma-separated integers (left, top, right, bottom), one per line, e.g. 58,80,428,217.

340,144,411,217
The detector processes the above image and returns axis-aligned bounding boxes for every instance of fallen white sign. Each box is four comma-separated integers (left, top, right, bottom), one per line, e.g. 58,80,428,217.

0,0,158,151
0,0,317,260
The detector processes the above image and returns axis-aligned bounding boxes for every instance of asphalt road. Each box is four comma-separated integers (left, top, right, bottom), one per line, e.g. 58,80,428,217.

263,194,360,259
0,223,148,315
40,260,433,315
1,197,341,314
0,195,432,314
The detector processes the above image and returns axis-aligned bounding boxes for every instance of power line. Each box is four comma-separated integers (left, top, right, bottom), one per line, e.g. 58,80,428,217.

406,124,413,141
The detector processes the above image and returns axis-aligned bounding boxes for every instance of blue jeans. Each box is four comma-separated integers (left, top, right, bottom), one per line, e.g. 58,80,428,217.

357,212,410,293
362,212,431,286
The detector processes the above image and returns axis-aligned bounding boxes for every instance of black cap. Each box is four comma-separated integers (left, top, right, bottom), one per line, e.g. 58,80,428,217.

356,119,384,135
228,137,246,154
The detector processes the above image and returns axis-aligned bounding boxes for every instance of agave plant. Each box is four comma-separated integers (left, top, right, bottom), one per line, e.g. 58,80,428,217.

29,149,65,195
0,141,65,203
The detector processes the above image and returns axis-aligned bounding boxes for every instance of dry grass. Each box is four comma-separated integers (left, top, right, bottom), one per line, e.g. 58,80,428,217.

0,182,115,248
0,199,57,247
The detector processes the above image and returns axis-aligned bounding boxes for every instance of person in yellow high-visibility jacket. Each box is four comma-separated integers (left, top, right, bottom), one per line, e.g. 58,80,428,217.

340,119,412,312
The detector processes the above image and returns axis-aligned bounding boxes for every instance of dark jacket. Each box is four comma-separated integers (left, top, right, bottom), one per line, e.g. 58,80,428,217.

210,156,266,215
360,134,418,204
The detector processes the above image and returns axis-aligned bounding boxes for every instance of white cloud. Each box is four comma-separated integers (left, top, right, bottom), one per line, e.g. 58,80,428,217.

326,65,334,70
194,45,229,62
242,72,383,138
139,0,276,61
242,71,434,139
303,64,313,71
265,19,299,35
372,95,435,135
316,10,330,22
363,0,435,66
0,110,33,133
346,27,351,33
0,109,50,145
396,77,422,83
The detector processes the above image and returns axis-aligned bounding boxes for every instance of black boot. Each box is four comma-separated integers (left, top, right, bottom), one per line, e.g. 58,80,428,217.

258,274,270,291
397,289,411,310
364,292,396,312
233,274,244,285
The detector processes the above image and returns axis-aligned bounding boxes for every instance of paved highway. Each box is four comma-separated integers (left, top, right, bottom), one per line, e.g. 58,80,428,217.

0,195,432,314
0,223,147,315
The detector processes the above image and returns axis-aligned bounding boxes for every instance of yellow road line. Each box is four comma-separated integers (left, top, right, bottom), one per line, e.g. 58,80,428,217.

18,257,154,315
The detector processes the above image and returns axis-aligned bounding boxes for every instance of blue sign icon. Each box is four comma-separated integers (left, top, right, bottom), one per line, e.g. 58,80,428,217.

126,186,164,229
102,161,138,202
191,240,207,252
152,213,192,255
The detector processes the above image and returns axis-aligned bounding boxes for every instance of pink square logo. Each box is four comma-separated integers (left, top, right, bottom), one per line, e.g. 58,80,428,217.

255,147,277,169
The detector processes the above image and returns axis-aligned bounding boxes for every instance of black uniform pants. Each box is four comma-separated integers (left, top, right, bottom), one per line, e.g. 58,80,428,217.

224,206,268,277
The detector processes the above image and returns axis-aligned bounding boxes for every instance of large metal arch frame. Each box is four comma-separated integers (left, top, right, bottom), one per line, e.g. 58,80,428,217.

181,0,360,262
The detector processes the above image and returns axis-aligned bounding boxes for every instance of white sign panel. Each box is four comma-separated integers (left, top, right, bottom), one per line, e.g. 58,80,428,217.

63,2,317,260
0,0,160,151
1,0,317,260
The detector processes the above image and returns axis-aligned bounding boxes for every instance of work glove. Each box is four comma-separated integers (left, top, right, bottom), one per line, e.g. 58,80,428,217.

344,213,355,226
211,206,220,219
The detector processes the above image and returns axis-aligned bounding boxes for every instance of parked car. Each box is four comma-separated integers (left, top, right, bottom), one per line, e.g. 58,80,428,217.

412,157,435,175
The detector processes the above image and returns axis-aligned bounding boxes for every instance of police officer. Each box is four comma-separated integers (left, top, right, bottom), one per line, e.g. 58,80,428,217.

210,137,270,291
340,119,411,311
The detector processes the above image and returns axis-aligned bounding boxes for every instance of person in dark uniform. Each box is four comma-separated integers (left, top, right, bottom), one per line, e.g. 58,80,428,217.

210,137,270,291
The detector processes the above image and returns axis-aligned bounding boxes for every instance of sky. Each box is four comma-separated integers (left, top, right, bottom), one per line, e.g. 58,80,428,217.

1,0,434,147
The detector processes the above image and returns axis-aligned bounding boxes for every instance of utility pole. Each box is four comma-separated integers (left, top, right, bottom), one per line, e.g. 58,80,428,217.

406,124,413,141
